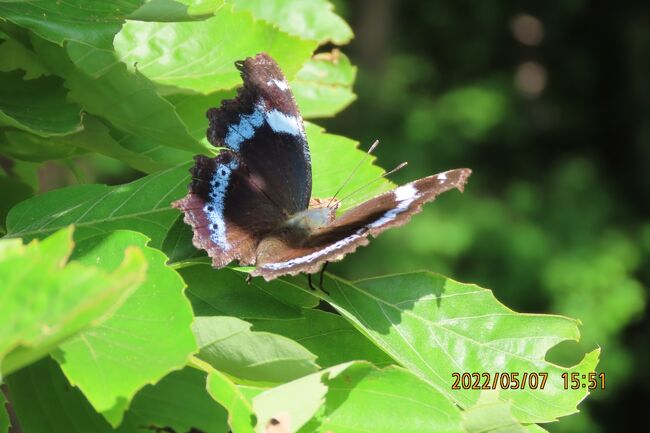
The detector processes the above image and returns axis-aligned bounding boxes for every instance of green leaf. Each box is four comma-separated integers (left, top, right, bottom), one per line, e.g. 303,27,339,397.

252,361,463,433
128,0,223,21
291,51,357,119
5,163,189,247
52,230,197,426
0,71,83,136
181,265,317,316
9,362,227,433
462,391,531,433
127,367,229,433
307,122,394,212
317,363,464,433
6,358,144,433
65,116,178,173
250,309,394,368
0,0,145,49
0,227,146,377
0,390,9,433
228,0,353,45
161,215,208,266
31,36,206,157
0,36,49,79
323,272,600,424
206,368,257,433
166,90,235,143
193,316,319,385
251,362,350,433
113,5,317,94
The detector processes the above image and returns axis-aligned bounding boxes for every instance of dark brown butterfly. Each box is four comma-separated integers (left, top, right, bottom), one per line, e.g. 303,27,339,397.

173,53,471,281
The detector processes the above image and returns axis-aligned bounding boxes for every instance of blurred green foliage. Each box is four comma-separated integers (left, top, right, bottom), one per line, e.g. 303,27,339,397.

325,1,649,431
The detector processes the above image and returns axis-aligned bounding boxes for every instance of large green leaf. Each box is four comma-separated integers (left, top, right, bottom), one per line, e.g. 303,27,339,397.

181,265,316,317
0,71,83,136
307,122,393,212
0,227,146,377
249,309,394,368
166,90,234,144
206,367,257,433
193,316,319,385
32,36,206,156
462,391,532,433
228,0,353,45
5,163,189,247
127,367,229,433
52,230,196,426
251,361,464,433
252,362,351,433
291,51,357,119
322,272,600,424
67,116,179,173
0,0,144,49
9,359,228,433
6,358,143,433
113,6,317,94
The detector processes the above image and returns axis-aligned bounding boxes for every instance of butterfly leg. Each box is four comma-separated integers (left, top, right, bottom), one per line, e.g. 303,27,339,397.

307,273,316,291
245,273,252,285
318,262,330,294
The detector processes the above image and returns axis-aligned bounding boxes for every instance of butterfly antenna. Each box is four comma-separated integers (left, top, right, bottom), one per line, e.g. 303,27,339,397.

326,140,379,209
336,161,408,206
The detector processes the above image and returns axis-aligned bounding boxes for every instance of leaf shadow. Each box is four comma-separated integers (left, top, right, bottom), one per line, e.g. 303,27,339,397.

324,271,448,335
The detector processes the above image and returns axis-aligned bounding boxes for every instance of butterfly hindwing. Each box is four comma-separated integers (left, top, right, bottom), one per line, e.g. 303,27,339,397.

251,168,472,280
173,152,286,267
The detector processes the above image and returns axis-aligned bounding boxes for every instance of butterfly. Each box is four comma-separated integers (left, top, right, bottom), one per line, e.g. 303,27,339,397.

172,53,471,281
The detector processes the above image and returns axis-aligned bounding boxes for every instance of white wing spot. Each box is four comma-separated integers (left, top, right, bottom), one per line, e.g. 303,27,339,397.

368,184,420,228
266,109,302,136
437,172,448,183
267,78,289,91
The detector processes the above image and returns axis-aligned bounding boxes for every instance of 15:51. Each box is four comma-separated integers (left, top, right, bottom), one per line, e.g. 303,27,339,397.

561,372,605,390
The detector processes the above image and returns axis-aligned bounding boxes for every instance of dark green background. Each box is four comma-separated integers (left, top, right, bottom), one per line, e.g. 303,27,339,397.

323,1,649,431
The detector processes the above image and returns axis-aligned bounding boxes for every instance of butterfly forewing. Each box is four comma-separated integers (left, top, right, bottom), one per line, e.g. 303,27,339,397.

206,53,312,215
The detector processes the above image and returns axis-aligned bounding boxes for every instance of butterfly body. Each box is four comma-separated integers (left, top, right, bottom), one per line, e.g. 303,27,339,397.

173,53,471,281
